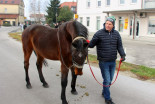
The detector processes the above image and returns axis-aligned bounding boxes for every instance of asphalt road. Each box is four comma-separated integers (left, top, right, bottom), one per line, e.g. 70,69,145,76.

0,26,155,104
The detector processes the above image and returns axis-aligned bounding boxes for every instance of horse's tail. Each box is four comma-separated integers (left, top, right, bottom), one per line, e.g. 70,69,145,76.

33,50,48,67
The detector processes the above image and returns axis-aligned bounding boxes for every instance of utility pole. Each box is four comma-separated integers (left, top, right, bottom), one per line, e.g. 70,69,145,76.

56,12,57,24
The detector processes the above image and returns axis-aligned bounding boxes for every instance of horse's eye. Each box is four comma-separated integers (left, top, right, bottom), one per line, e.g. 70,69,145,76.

72,42,78,48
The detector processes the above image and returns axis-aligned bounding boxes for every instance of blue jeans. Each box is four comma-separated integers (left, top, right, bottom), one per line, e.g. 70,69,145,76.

99,61,116,100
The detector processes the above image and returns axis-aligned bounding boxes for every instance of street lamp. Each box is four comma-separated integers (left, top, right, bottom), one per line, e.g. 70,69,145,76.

56,12,58,23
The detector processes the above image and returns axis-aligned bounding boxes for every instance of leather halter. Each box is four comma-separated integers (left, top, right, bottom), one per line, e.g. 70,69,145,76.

72,36,86,68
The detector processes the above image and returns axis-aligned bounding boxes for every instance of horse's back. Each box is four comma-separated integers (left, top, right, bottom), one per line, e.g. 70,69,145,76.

22,24,57,45
22,24,59,60
22,24,55,39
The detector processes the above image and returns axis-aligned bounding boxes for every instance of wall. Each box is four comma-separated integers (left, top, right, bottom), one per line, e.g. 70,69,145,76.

140,12,155,36
102,0,142,12
77,0,107,32
0,4,19,14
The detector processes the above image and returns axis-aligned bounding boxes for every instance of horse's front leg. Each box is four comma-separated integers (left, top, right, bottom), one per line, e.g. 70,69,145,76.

71,67,78,95
61,64,69,104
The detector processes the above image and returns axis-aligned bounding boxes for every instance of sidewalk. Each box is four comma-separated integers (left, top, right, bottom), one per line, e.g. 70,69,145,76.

121,35,155,44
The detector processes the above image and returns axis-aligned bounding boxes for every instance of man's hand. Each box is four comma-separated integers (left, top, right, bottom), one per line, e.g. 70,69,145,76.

121,56,125,62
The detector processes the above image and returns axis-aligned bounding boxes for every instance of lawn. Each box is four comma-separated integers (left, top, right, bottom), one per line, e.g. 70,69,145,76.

8,32,22,41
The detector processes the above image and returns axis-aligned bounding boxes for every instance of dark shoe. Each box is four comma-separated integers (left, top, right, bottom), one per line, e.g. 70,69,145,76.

105,99,115,104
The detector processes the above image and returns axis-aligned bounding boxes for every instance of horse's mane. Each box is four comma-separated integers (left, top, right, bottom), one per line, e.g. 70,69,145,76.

73,21,88,39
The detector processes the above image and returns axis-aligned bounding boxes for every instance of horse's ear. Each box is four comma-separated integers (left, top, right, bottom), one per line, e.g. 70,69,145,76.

62,22,73,42
65,21,77,40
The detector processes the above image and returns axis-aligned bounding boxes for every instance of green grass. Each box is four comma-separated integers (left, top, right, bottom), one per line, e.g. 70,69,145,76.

116,61,139,71
131,66,155,80
9,32,155,81
88,54,98,64
88,54,155,80
8,32,22,41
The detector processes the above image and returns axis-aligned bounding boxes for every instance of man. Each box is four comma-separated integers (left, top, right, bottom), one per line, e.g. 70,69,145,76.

88,16,126,104
23,23,27,30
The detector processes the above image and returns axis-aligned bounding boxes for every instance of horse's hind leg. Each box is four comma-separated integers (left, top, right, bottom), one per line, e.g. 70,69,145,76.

23,49,32,89
71,67,78,95
36,56,49,88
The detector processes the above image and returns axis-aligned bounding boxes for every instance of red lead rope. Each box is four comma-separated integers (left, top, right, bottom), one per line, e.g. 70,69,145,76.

87,56,122,87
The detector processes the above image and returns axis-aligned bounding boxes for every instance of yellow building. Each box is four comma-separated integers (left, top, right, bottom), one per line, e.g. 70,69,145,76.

0,0,24,26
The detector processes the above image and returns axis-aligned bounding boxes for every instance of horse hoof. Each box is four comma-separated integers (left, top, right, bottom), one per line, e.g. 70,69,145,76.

26,84,32,89
62,101,68,104
43,83,49,88
71,90,78,95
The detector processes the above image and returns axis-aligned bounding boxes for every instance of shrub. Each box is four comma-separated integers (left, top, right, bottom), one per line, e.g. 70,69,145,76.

3,23,11,26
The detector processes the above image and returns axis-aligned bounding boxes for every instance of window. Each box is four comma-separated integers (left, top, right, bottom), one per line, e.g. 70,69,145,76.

71,6,76,11
97,0,101,7
0,1,3,3
106,0,110,6
119,17,124,32
86,17,90,26
144,0,155,9
148,16,155,34
87,0,90,8
80,17,83,24
120,0,125,4
3,21,10,25
4,8,7,13
96,16,100,30
5,1,7,3
132,0,137,3
71,6,76,13
11,1,14,4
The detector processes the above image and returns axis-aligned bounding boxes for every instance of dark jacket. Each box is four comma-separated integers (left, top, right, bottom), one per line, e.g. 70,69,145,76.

89,25,126,61
23,25,27,30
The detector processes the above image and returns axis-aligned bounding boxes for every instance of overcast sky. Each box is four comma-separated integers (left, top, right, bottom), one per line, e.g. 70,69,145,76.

23,0,76,19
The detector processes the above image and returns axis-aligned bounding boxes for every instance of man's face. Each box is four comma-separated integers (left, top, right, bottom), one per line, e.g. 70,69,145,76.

105,21,114,32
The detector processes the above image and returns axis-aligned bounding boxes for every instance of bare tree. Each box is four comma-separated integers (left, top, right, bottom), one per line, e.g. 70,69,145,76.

30,0,36,23
37,0,41,23
29,0,48,24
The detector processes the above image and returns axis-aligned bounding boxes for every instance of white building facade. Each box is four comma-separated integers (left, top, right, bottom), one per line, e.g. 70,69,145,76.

77,0,155,39
77,0,107,33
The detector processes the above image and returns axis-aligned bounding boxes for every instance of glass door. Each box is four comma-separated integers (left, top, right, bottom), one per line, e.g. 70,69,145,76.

136,20,139,36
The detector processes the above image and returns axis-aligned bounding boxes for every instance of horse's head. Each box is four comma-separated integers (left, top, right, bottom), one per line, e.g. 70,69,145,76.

72,36,88,75
66,21,89,75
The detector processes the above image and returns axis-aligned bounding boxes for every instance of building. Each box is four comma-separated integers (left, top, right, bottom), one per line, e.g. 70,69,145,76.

0,0,25,26
77,0,106,33
77,0,155,38
60,2,77,14
30,14,46,24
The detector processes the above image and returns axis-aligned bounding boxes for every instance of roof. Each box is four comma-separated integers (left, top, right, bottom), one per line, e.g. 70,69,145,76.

0,14,19,19
0,0,22,5
60,2,77,8
30,14,45,18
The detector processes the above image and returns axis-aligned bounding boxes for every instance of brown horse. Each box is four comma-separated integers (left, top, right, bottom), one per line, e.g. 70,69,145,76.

22,21,88,104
